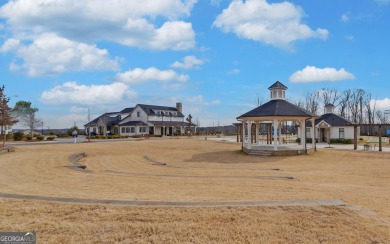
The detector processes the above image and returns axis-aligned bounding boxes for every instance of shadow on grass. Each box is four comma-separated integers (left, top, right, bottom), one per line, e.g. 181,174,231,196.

185,149,283,164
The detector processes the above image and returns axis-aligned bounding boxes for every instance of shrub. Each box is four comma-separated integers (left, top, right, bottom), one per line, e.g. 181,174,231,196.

26,135,32,140
36,135,44,141
329,138,353,144
33,133,40,137
46,136,55,141
359,137,364,141
49,131,55,135
58,133,69,138
13,132,24,141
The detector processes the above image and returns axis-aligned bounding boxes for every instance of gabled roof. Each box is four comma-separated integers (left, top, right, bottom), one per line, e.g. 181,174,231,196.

313,113,353,127
138,104,185,117
120,107,134,113
101,114,121,126
238,99,316,119
268,81,287,90
84,112,120,126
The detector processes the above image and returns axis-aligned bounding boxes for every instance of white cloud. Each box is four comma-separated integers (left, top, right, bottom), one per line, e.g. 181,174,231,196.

69,106,88,114
0,0,196,50
289,66,355,83
116,67,189,84
375,0,390,6
213,0,328,49
186,95,220,106
41,82,137,105
0,38,20,52
341,13,350,22
371,98,390,111
210,0,222,7
345,35,355,41
228,68,240,75
170,56,204,69
9,33,119,76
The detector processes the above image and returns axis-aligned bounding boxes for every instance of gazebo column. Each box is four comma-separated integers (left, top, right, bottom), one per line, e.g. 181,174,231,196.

273,119,278,150
247,120,252,149
278,122,282,144
268,123,272,144
311,118,315,149
236,124,239,142
301,120,306,149
242,121,246,147
256,122,260,145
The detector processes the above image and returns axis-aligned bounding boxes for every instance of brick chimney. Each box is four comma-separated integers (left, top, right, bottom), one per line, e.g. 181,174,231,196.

176,102,182,113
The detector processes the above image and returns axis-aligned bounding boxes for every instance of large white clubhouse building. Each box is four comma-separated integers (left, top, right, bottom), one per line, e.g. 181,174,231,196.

84,103,195,136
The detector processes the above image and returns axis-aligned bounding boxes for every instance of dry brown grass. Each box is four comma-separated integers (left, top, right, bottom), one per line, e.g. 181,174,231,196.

1,138,390,242
1,199,389,243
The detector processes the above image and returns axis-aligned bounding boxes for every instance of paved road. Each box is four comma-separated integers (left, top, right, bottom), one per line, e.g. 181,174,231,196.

4,136,139,146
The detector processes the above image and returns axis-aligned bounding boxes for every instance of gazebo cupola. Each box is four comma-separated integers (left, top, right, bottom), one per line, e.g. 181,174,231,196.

269,81,287,100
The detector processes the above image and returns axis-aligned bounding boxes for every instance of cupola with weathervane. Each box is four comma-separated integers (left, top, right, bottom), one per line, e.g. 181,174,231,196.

269,81,287,100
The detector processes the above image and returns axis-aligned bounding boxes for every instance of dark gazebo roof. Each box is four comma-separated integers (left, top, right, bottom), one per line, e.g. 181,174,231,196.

237,99,316,119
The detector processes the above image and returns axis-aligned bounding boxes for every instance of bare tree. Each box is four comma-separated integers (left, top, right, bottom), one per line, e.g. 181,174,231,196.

347,89,365,123
362,92,376,135
320,88,341,106
304,91,320,114
339,89,351,119
376,110,388,124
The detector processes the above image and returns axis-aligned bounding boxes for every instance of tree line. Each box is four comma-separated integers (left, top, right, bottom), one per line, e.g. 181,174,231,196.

292,88,388,125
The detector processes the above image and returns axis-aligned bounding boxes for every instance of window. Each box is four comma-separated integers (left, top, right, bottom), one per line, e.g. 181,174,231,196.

121,127,125,133
339,128,345,139
306,128,311,138
137,111,140,117
139,127,146,133
130,127,135,133
126,127,130,133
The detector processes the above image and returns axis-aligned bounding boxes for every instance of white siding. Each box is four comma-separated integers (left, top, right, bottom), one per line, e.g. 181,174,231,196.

304,126,359,140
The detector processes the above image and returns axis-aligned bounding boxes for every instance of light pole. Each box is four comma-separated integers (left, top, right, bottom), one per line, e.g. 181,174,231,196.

41,121,44,135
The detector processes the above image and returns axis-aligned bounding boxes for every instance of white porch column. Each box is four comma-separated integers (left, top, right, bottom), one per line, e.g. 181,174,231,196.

273,119,278,151
255,121,260,145
247,120,252,149
301,120,306,149
311,118,315,149
278,122,282,144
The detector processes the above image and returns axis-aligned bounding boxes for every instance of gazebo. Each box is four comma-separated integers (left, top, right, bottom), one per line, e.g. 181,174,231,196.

236,81,317,156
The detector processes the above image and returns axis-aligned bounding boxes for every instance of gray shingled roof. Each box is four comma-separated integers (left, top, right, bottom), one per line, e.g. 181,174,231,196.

120,107,134,113
307,113,353,127
268,81,288,90
138,104,185,117
237,100,316,119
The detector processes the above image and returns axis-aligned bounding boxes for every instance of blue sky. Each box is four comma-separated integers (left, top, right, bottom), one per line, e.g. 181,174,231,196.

1,0,390,129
